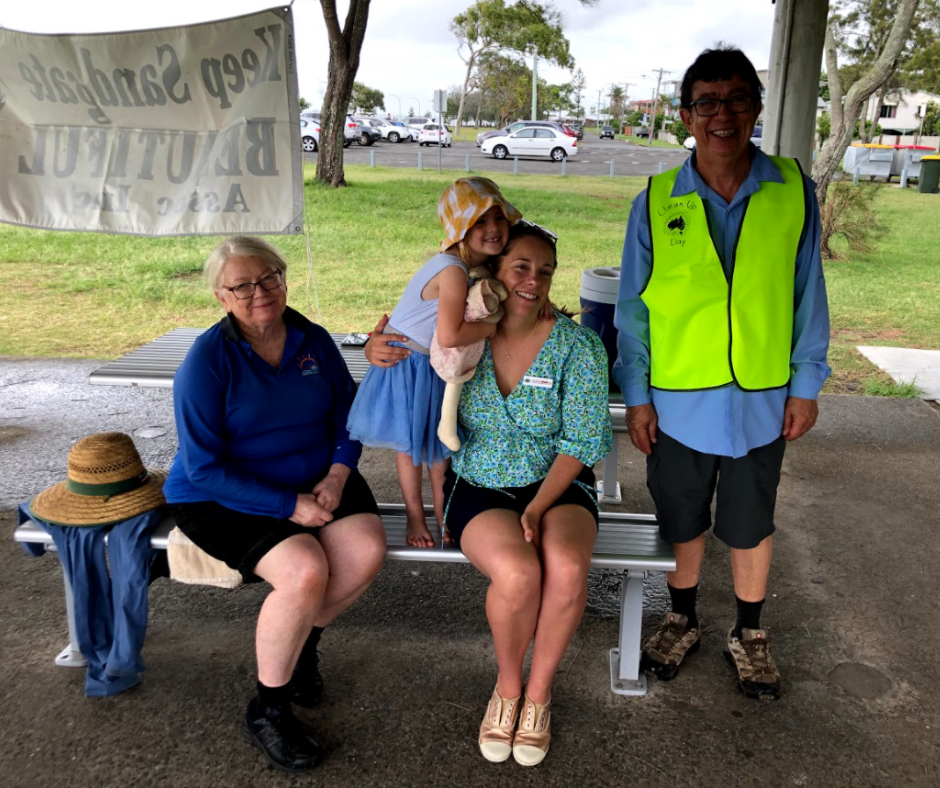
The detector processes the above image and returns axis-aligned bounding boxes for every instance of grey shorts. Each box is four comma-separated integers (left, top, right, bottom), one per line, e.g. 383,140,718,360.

646,430,786,550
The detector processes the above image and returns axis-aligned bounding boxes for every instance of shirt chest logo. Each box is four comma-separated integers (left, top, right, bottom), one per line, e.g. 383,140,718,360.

297,354,320,376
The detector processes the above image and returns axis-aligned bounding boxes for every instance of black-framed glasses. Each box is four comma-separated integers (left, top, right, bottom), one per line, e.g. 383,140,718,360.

689,95,754,117
224,270,284,300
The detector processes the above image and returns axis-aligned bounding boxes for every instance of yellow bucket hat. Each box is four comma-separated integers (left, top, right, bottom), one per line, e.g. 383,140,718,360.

437,177,523,252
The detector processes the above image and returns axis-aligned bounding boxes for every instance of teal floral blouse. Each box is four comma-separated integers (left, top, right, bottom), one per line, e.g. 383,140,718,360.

452,313,613,488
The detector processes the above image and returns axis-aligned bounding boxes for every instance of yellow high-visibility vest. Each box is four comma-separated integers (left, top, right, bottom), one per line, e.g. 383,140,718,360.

641,156,807,391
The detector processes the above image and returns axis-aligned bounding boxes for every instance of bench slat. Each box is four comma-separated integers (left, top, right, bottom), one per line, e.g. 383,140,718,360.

14,506,674,573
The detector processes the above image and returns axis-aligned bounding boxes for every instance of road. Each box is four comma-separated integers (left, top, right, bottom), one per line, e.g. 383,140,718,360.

305,131,689,178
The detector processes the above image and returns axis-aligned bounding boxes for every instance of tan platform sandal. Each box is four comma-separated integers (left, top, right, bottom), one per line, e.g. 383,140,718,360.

478,686,521,763
512,693,551,767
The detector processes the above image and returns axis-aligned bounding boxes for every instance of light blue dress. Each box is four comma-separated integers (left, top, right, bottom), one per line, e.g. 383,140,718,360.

347,254,468,466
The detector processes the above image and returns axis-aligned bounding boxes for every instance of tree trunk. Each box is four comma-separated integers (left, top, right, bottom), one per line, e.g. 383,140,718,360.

859,95,871,143
812,0,920,207
871,85,889,142
455,54,476,135
316,0,371,188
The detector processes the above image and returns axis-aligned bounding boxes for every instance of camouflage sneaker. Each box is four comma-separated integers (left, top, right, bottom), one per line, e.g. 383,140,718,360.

724,627,781,701
640,612,701,681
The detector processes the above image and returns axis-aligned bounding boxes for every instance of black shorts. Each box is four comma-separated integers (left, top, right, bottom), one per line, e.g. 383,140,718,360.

646,430,786,550
442,466,599,551
168,469,379,581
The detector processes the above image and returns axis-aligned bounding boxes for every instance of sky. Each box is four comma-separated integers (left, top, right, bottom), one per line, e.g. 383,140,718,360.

1,0,777,118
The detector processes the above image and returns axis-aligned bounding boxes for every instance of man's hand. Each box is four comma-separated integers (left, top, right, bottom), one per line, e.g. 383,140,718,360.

627,403,658,455
782,396,819,441
289,493,334,528
364,314,411,368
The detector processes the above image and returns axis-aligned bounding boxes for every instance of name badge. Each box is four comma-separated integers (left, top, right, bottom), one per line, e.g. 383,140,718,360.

522,375,553,390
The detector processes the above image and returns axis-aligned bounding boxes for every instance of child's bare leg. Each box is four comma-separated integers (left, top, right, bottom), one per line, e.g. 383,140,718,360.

396,452,434,548
429,460,451,543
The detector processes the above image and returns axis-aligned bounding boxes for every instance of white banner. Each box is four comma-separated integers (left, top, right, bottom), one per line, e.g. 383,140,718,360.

0,7,303,236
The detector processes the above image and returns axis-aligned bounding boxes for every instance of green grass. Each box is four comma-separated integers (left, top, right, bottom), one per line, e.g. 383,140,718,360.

620,136,684,148
862,379,923,398
1,166,937,399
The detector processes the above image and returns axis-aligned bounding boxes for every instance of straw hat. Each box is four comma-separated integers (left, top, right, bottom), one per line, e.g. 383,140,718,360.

438,176,523,251
30,432,167,527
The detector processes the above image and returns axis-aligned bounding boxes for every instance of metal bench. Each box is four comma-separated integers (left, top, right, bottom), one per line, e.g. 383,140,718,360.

14,505,673,696
88,329,629,503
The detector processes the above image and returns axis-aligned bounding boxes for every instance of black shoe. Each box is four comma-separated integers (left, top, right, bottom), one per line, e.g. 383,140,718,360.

243,701,323,773
290,652,324,707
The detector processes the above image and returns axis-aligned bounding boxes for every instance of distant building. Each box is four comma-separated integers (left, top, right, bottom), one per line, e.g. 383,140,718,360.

862,89,940,135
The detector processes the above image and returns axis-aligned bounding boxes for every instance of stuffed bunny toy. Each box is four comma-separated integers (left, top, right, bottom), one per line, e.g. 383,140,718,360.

430,266,508,451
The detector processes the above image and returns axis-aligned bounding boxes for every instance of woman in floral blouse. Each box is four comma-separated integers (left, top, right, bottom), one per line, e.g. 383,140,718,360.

444,223,612,767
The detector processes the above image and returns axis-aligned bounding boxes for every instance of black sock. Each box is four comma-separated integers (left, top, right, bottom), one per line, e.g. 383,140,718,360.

734,597,765,639
254,680,292,718
667,583,699,630
296,626,325,671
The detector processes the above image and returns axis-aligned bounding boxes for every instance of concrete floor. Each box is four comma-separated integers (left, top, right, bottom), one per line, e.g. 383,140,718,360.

2,357,939,788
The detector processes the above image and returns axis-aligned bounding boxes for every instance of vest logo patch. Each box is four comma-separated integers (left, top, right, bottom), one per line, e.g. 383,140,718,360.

658,198,698,247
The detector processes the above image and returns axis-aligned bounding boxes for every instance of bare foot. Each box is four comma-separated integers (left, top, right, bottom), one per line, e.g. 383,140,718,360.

441,528,454,545
406,516,435,548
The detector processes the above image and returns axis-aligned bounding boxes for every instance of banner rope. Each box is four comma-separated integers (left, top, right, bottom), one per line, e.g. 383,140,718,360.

301,171,322,321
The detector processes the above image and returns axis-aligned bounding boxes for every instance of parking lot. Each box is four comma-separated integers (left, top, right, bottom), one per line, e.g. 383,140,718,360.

304,131,689,178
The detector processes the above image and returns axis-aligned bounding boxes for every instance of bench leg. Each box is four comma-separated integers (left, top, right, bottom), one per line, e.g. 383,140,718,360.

609,569,648,696
596,433,622,503
55,563,87,668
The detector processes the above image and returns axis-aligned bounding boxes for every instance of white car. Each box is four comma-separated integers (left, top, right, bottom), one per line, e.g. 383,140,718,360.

418,123,452,147
300,111,356,146
300,117,319,153
354,116,410,143
481,127,576,162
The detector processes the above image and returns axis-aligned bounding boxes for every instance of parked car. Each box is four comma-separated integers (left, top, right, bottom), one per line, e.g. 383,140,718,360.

600,125,615,139
566,124,584,140
481,127,576,161
406,117,432,138
300,117,320,153
419,123,453,147
300,111,355,146
354,121,381,146
354,116,408,143
476,120,568,147
634,126,651,139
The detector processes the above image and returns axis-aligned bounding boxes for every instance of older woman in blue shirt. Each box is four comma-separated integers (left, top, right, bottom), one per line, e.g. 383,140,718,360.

164,236,385,774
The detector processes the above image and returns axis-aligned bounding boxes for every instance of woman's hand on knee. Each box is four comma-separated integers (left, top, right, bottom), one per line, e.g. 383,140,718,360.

364,314,411,368
521,505,546,547
290,493,334,528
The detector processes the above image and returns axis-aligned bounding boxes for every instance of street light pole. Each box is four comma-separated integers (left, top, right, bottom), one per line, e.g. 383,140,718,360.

388,93,402,120
410,97,422,117
596,88,602,131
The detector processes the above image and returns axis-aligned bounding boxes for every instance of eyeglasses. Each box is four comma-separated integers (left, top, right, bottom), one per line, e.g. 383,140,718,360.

223,271,284,300
688,95,754,117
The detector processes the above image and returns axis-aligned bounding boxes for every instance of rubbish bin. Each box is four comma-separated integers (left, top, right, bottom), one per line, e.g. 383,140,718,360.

580,267,621,392
843,143,894,180
919,155,940,194
891,145,935,180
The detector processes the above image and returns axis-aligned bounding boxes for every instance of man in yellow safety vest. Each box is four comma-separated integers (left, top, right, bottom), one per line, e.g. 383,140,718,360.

613,45,831,701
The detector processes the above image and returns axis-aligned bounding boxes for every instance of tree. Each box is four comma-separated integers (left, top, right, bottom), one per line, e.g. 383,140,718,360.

609,85,625,128
674,118,691,145
316,0,371,188
571,68,587,122
408,106,415,119
450,0,577,134
475,52,531,126
812,0,921,207
923,101,940,136
817,111,832,144
299,96,312,111
351,82,385,114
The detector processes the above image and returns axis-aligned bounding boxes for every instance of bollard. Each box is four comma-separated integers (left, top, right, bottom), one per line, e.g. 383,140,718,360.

513,157,519,176
418,151,423,171
853,166,859,185
900,167,909,189
658,161,664,174
465,154,471,173
610,159,615,178
369,150,375,168
561,156,566,176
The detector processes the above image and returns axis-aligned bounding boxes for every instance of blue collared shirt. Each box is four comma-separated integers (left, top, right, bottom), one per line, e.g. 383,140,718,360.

612,149,831,458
